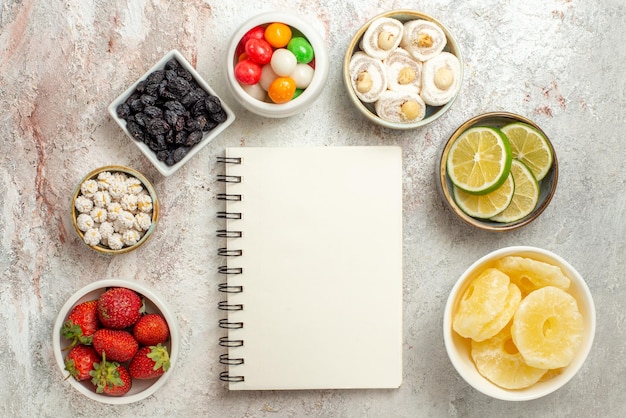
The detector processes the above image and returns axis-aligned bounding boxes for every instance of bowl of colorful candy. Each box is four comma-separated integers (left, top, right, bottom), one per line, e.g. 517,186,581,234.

71,165,159,255
53,278,179,404
438,112,558,231
225,11,330,118
343,10,463,129
109,49,236,177
443,246,595,401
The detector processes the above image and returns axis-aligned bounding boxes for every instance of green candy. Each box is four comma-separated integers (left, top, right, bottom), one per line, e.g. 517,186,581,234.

287,37,314,64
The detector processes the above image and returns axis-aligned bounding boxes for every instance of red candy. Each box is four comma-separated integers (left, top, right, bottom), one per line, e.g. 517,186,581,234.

235,59,262,85
237,25,266,56
245,38,273,65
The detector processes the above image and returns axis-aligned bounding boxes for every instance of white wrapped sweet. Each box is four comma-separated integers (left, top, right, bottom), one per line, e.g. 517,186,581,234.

74,196,94,213
107,202,123,221
137,194,153,213
122,229,141,246
92,191,112,208
126,177,144,195
76,213,95,232
97,171,114,190
90,207,108,224
107,233,124,250
83,228,102,246
116,210,136,230
80,179,98,198
108,178,129,200
120,193,138,212
99,221,115,240
135,212,152,231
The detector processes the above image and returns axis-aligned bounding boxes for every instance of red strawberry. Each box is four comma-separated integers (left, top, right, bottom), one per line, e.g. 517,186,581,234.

129,344,171,379
97,287,144,329
90,353,132,397
64,344,101,381
92,328,139,363
61,300,100,348
133,313,170,346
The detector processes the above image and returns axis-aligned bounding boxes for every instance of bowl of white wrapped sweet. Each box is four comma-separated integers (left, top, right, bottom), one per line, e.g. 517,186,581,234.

343,10,463,129
71,166,159,254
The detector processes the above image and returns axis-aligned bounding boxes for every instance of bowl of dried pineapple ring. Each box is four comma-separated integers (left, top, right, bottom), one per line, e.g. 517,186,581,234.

443,246,596,401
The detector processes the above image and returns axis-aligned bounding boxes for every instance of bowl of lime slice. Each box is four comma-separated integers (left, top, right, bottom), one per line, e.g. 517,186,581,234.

438,112,558,231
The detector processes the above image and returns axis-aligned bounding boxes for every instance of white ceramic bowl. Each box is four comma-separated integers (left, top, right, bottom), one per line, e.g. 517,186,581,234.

438,112,558,231
343,10,463,129
53,278,179,404
225,11,329,118
108,49,236,177
443,246,596,401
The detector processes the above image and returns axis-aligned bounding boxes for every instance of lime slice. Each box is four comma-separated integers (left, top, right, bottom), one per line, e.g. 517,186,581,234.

500,122,553,181
453,173,515,219
447,126,512,195
491,159,540,223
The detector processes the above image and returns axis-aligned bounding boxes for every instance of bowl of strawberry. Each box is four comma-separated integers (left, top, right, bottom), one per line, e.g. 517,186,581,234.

53,279,179,404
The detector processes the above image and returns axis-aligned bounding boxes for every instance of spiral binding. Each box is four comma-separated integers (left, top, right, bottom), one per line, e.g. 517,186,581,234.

217,154,245,383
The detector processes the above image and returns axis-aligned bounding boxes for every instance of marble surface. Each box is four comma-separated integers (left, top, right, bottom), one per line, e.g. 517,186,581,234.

0,0,624,416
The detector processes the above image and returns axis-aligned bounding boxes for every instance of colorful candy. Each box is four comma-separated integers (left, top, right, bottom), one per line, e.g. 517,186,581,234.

234,22,316,104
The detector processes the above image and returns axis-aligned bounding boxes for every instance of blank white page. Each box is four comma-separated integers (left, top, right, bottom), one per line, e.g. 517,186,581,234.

220,146,403,390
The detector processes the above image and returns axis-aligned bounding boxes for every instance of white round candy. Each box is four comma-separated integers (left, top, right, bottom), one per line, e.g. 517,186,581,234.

290,63,315,89
270,48,297,77
242,82,267,101
259,64,278,91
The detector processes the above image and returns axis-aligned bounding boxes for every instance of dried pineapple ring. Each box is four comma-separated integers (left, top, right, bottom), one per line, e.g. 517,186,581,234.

494,256,571,297
359,17,404,60
511,286,584,369
471,325,548,389
452,268,519,341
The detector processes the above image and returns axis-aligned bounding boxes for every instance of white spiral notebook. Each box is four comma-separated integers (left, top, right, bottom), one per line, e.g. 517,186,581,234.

217,146,403,390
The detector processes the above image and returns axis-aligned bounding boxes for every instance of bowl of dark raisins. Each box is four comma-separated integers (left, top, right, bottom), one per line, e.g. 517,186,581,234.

109,50,236,176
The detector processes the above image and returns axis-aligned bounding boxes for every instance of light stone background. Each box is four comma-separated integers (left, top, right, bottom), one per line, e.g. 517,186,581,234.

1,0,624,416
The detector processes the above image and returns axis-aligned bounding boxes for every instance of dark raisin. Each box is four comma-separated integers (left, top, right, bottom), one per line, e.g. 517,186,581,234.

205,95,222,114
175,130,188,145
181,88,207,108
140,94,157,107
203,119,218,132
185,130,203,147
177,67,194,82
186,115,207,131
146,118,170,136
164,109,178,127
135,80,147,93
210,109,228,124
164,100,186,116
167,77,191,98
145,81,160,96
126,121,145,141
134,112,150,127
172,146,190,163
146,70,165,84
129,98,144,113
147,135,168,151
156,150,169,162
175,115,185,132
164,58,179,71
191,99,207,117
116,103,131,119
143,105,163,119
